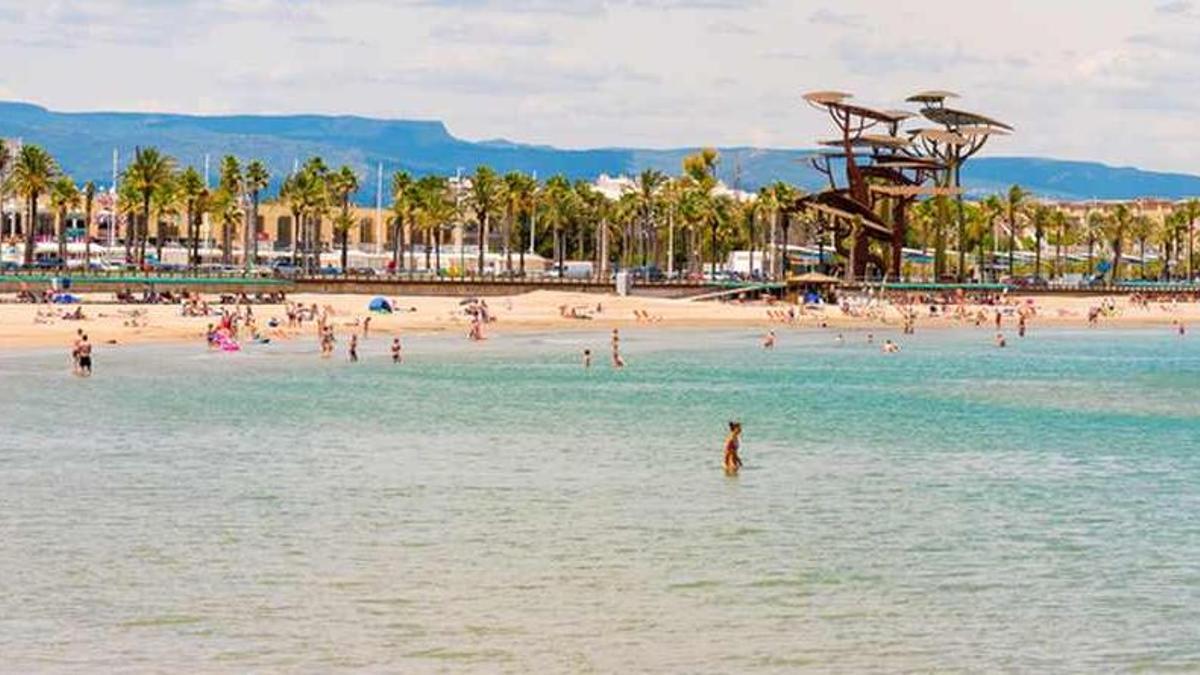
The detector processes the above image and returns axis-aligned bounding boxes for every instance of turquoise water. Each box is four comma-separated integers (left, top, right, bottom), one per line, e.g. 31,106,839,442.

2,328,1199,672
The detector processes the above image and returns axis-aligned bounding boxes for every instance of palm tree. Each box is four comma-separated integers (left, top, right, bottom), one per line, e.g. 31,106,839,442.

244,160,269,268
1130,213,1155,279
1106,203,1134,282
502,171,537,275
468,166,502,275
82,181,96,267
538,175,574,272
414,175,453,273
1178,199,1200,280
502,171,537,274
681,149,721,277
49,177,80,267
1002,185,1028,278
7,145,59,265
1048,210,1072,279
329,165,360,272
209,187,242,265
1084,209,1106,278
117,178,141,263
390,170,415,272
124,147,176,265
1028,203,1051,280
628,169,666,269
151,174,180,262
216,156,243,265
178,167,206,269
299,165,330,272
769,182,797,276
0,141,10,239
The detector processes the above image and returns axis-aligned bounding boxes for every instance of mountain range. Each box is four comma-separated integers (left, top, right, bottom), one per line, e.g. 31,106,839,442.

3,101,1200,202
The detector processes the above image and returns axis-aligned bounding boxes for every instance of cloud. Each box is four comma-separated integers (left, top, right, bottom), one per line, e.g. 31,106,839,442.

808,8,863,27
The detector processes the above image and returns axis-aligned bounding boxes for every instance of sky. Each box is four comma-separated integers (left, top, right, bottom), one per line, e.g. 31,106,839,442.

1,0,1198,172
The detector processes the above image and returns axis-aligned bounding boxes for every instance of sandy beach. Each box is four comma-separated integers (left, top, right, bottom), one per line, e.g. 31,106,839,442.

2,289,1198,351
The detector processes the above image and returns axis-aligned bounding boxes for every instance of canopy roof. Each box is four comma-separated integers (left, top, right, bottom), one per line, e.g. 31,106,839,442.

906,90,961,104
921,106,1014,131
799,191,892,237
910,128,968,145
819,134,910,149
789,271,842,285
802,90,853,105
872,156,946,170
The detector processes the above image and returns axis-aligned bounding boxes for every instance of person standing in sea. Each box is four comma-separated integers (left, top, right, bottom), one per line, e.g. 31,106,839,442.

391,337,403,364
76,335,93,377
610,329,625,368
348,334,359,363
723,422,743,475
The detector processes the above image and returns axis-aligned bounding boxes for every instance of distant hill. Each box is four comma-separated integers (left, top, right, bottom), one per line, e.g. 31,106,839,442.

3,101,1200,202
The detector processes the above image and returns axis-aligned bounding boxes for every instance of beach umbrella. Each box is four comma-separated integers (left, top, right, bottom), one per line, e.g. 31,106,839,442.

368,297,393,313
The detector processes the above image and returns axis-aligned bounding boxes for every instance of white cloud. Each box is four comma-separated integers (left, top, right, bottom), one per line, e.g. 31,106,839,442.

0,0,1195,171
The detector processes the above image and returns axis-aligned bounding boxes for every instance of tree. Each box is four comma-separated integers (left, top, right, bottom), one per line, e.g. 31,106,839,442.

1177,199,1200,280
82,181,96,267
124,147,176,266
216,156,243,265
329,165,360,272
502,171,537,275
1129,213,1155,279
298,163,330,272
1084,209,1106,278
538,175,575,272
0,141,10,238
768,182,797,276
1047,210,1073,279
468,166,502,274
7,145,59,265
1105,203,1134,282
682,148,720,277
1029,203,1051,280
49,177,80,267
389,170,415,272
414,175,454,273
178,167,206,269
629,169,666,269
1002,185,1028,278
209,188,242,265
244,160,269,269
151,173,180,262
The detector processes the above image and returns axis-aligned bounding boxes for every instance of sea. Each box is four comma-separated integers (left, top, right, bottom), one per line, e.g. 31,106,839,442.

2,327,1198,673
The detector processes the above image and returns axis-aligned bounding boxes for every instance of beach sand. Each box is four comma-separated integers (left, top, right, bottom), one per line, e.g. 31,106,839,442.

2,290,1197,351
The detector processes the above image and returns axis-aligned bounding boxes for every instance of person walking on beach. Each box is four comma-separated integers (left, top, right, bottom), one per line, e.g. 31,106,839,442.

348,334,359,363
76,335,93,377
723,422,743,475
391,337,403,364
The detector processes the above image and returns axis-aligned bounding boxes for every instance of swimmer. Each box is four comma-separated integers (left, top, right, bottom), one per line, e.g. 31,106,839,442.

583,348,592,368
391,337,403,364
866,333,874,344
723,421,743,475
835,333,844,345
995,332,1007,348
762,330,776,350
881,339,900,354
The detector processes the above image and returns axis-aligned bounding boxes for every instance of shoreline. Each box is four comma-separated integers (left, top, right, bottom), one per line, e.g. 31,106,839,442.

1,289,1196,352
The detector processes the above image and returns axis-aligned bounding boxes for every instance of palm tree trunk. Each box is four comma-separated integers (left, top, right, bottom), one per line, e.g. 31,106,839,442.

56,211,66,267
155,214,165,263
477,213,487,275
408,222,416,272
340,228,349,271
425,228,432,272
24,195,36,266
435,227,442,275
251,194,260,265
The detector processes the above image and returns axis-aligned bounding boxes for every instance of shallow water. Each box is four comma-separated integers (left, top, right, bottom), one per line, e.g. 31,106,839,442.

2,328,1199,672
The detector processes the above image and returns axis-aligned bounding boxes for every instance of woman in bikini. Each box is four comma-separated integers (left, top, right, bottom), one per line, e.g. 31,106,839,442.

723,422,743,475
